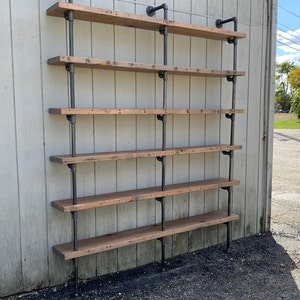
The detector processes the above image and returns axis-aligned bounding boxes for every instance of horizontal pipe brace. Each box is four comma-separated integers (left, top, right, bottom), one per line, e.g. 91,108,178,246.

222,150,232,156
64,9,74,21
156,156,163,162
226,75,236,82
65,63,75,74
158,71,168,80
66,114,76,124
155,197,163,202
71,211,78,220
221,186,230,191
215,17,237,31
225,113,234,120
146,3,168,19
67,163,77,171
227,37,237,45
64,12,70,21
157,114,164,121
159,26,168,36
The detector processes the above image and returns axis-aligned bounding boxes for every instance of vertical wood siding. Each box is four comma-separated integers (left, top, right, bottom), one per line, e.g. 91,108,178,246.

0,0,276,296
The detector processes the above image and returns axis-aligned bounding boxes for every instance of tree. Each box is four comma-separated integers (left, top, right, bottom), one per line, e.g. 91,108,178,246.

288,67,300,118
275,61,296,111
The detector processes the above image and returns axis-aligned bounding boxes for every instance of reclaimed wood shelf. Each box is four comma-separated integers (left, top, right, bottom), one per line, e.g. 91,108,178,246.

49,108,244,115
47,56,245,77
50,144,242,164
53,210,240,260
47,2,246,41
52,178,240,212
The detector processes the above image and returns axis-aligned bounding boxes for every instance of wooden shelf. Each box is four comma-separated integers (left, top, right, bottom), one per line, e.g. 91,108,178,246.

50,144,242,165
49,108,244,115
53,210,239,260
48,56,245,78
52,178,240,212
47,2,246,41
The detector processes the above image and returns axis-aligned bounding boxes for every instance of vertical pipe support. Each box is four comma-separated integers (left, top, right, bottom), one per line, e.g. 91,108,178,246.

148,3,168,272
66,5,78,297
217,17,238,250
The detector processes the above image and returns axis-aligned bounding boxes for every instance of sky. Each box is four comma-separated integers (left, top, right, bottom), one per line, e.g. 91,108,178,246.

277,0,300,64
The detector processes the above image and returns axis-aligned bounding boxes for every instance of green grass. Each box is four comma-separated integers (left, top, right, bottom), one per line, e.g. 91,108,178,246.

274,113,300,129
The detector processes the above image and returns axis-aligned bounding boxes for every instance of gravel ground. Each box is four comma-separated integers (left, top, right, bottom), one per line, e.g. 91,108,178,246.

5,129,300,300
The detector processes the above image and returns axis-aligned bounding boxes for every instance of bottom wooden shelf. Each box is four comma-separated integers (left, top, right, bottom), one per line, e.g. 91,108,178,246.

53,211,239,260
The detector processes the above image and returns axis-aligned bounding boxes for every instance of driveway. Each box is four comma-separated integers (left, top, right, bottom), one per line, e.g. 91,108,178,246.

272,129,300,288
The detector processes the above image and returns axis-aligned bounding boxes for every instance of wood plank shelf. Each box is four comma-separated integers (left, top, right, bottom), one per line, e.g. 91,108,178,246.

47,56,245,77
46,2,246,41
50,144,242,165
52,178,240,212
49,108,244,115
53,210,239,260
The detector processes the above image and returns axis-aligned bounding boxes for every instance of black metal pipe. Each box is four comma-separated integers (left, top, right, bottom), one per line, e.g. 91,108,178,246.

229,19,237,181
215,17,237,32
146,3,168,19
216,17,238,249
226,189,232,250
225,18,238,250
72,257,79,297
161,236,166,271
148,3,168,271
66,5,78,297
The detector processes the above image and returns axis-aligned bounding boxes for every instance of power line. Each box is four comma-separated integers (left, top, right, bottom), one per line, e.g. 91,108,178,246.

277,27,300,42
277,24,300,42
277,32,300,48
277,40,300,52
278,28,300,45
277,22,300,34
278,4,300,19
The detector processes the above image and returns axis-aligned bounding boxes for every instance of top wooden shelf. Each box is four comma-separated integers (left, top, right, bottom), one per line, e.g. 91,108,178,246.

46,2,246,41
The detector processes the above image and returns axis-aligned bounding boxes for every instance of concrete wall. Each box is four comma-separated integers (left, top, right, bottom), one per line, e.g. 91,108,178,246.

0,0,276,296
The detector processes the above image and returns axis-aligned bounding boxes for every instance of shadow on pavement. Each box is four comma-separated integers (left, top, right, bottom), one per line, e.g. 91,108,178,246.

274,131,300,143
6,232,300,299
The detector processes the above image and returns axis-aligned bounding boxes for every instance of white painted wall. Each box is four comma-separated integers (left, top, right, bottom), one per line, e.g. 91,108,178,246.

0,0,276,296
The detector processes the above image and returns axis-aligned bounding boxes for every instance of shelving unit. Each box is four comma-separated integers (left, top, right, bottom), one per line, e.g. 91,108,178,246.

47,1,245,296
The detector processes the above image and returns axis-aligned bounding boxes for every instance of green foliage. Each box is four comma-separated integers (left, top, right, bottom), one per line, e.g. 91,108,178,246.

288,67,300,89
275,61,300,119
276,61,295,76
275,61,296,111
291,89,300,119
287,67,300,119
